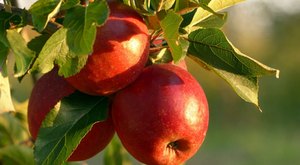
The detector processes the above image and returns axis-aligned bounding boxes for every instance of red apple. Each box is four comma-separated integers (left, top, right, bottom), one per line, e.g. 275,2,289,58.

66,2,150,96
112,64,209,165
27,68,115,161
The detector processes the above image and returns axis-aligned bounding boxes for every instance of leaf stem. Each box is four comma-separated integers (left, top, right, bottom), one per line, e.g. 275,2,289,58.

149,45,169,53
150,29,163,44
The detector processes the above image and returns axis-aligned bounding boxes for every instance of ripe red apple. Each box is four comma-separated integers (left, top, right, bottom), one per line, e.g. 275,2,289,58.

66,2,150,96
27,68,115,161
112,64,209,165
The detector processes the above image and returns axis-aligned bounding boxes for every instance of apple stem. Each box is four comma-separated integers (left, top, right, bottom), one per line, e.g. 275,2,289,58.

167,141,179,150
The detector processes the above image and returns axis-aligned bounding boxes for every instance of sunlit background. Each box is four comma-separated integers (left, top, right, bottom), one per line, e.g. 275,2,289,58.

1,0,299,164
188,0,300,164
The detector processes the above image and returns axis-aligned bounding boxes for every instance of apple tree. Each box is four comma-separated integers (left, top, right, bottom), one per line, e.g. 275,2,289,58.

0,0,279,164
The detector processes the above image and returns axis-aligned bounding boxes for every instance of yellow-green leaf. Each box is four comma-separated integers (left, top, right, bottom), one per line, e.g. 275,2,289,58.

187,0,245,31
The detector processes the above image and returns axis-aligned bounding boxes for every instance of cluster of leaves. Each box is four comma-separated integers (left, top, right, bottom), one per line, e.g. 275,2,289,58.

0,0,279,164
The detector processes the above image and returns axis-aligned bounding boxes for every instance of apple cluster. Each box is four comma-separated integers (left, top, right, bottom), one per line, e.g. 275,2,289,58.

27,1,209,165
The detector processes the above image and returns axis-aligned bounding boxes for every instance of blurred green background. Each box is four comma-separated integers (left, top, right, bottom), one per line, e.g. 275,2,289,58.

1,0,300,165
187,0,300,164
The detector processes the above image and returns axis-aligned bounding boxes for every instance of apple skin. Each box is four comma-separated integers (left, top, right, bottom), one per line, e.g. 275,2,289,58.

27,68,115,161
66,2,150,96
112,64,209,165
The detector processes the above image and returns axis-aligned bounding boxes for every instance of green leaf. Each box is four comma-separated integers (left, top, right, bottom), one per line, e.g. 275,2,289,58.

193,56,260,107
187,0,244,30
34,91,109,165
29,0,63,31
0,70,15,114
181,10,227,29
161,0,176,10
159,11,189,62
188,28,280,108
149,48,173,64
174,0,198,14
57,53,88,77
0,11,10,46
61,0,80,10
103,136,132,165
196,1,225,18
180,9,197,28
31,28,87,77
123,0,154,15
190,0,211,5
0,145,34,165
0,10,27,31
6,29,36,78
150,0,176,11
0,42,9,68
214,69,259,108
64,0,109,56
0,112,28,147
188,28,279,77
195,12,227,28
27,34,51,55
